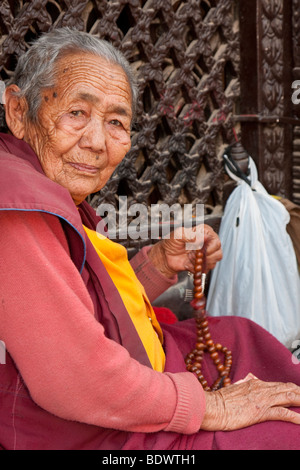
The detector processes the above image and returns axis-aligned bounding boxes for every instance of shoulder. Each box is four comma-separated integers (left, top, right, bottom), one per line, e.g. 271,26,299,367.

0,210,70,255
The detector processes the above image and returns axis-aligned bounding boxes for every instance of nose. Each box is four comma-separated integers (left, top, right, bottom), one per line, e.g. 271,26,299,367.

78,118,106,154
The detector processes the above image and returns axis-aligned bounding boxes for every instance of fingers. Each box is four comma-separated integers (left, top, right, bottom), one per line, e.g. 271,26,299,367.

181,226,204,251
179,225,222,273
265,406,300,425
246,380,300,425
204,378,300,431
268,382,300,408
161,224,222,274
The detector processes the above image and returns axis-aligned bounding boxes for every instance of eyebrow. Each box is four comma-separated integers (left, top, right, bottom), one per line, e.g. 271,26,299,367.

78,92,131,118
78,92,100,104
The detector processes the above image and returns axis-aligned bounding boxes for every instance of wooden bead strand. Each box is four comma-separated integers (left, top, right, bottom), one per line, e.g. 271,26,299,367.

185,249,232,391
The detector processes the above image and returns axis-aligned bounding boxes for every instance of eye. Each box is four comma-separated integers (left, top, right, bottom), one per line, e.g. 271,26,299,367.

70,110,85,117
110,119,122,127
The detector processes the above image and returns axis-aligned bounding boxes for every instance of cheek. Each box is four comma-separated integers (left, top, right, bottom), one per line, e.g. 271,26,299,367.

110,143,130,169
46,119,83,157
58,114,88,134
107,130,131,161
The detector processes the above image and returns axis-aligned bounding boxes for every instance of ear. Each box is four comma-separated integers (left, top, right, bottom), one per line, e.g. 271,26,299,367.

4,85,28,139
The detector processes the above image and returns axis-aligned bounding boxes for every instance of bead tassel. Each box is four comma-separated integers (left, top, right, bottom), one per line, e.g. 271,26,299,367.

185,249,232,391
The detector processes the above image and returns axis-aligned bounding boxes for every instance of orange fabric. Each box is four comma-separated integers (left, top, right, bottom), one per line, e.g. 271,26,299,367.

83,226,166,372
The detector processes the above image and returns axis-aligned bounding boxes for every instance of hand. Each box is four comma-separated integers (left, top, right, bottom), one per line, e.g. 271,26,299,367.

202,375,300,431
148,224,222,278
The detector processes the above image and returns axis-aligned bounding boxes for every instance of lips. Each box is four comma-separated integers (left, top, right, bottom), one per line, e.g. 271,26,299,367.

69,162,100,175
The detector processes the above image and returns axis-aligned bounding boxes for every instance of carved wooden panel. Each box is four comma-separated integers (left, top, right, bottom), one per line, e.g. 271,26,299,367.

292,0,300,204
240,0,298,201
259,0,286,195
0,0,241,223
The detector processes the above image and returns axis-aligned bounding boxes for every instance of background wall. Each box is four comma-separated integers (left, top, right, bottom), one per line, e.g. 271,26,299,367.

0,0,298,236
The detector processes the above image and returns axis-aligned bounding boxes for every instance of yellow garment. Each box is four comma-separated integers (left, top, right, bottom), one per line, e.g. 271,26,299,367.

83,226,166,372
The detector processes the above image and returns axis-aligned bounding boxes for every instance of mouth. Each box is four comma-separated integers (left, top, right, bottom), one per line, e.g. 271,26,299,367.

68,162,100,175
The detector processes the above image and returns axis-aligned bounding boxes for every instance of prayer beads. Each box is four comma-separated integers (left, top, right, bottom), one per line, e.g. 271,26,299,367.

185,250,232,391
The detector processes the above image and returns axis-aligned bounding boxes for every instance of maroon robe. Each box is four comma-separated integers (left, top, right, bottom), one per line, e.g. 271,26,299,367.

0,133,300,450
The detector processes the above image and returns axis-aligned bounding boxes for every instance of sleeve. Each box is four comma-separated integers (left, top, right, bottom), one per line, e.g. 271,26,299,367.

130,245,178,302
0,210,205,434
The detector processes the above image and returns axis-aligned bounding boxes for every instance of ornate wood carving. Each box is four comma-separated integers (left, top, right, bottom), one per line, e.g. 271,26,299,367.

240,0,295,200
0,0,241,233
259,0,287,197
292,0,300,204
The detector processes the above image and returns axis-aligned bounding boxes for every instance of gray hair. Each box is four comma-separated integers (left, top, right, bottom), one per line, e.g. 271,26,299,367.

8,27,138,122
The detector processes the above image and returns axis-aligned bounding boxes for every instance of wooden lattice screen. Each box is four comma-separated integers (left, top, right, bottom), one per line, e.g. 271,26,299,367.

0,0,240,238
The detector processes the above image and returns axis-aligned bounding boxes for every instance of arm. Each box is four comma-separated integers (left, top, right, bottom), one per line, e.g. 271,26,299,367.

131,225,222,302
130,245,178,302
0,210,205,434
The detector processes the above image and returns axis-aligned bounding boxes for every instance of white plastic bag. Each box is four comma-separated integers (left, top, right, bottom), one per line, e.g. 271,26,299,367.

206,157,300,348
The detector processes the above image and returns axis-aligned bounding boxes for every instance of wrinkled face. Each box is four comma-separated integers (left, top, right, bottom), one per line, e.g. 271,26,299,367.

23,52,133,204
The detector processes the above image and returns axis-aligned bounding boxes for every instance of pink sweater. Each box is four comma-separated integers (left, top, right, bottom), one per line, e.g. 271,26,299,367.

0,210,205,434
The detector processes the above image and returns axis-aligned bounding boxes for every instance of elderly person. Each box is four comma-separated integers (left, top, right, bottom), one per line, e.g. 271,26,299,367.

0,28,300,451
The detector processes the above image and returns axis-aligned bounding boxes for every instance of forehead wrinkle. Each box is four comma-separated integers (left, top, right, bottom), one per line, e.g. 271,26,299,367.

55,54,130,92
56,70,132,105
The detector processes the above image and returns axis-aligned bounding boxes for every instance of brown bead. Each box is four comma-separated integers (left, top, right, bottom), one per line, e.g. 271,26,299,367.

223,377,231,387
195,264,203,272
210,351,219,360
195,354,203,362
186,353,195,360
194,286,203,293
193,272,202,280
212,378,222,390
190,298,206,311
194,292,204,300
